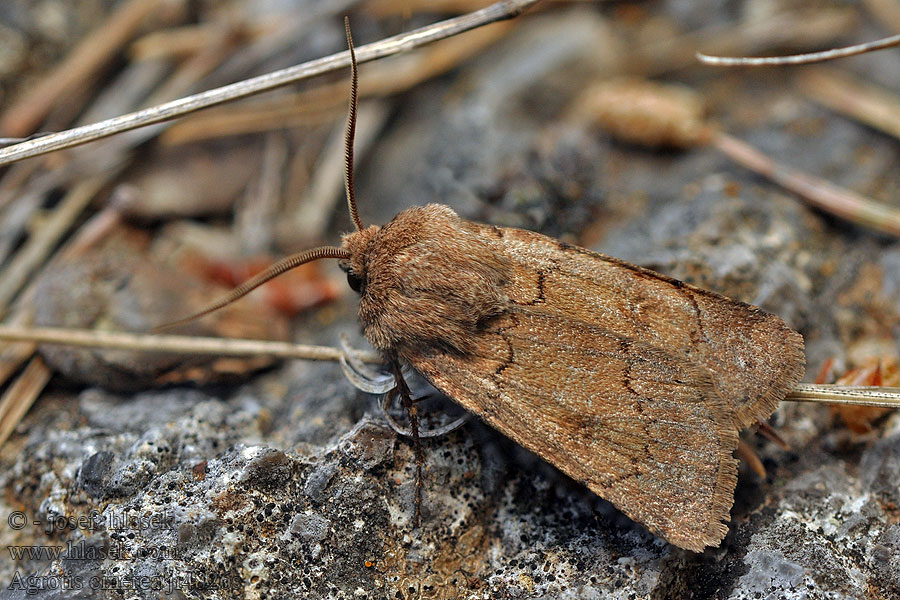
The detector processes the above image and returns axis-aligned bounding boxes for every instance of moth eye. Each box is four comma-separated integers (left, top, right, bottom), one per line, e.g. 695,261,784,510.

347,271,364,293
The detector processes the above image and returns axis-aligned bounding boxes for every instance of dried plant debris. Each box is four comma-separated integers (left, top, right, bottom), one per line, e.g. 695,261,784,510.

115,142,262,220
827,356,896,433
2,1,900,598
31,226,290,390
576,76,900,238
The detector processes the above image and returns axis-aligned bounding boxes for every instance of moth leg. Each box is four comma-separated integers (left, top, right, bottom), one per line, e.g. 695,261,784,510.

737,439,766,478
380,389,470,438
389,355,423,526
340,354,395,394
756,420,791,450
341,332,467,437
339,333,413,393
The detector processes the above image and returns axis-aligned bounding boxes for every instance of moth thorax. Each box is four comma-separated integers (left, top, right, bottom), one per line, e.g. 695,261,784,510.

354,205,512,355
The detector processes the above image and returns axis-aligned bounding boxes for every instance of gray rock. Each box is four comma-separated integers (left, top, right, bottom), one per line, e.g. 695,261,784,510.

861,432,900,507
4,2,900,599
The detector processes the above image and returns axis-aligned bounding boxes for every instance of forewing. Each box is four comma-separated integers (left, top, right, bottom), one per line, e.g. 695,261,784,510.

468,223,804,429
409,310,739,552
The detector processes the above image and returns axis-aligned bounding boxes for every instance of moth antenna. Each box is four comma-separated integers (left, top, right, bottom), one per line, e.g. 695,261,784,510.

155,246,350,332
343,17,364,232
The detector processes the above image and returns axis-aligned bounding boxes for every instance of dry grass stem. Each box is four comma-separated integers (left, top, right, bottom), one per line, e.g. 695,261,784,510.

0,0,543,166
0,304,37,388
697,33,900,66
1,326,899,409
159,101,342,145
0,326,382,364
634,8,857,75
797,67,900,141
713,132,900,238
130,22,261,61
160,23,512,145
0,357,52,447
0,0,172,137
787,383,900,409
0,176,111,313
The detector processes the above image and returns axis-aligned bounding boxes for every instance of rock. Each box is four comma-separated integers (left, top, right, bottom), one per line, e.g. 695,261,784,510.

4,2,900,598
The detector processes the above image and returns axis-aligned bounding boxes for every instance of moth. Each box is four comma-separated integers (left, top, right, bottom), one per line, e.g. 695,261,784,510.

166,20,805,552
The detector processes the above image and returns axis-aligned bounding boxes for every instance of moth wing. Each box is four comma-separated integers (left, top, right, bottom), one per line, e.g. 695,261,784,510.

470,223,804,429
409,310,739,552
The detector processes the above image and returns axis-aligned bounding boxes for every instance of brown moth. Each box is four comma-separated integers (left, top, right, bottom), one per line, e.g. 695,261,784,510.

165,19,805,552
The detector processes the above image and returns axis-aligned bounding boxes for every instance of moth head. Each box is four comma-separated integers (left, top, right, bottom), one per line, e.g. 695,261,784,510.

338,224,380,295
155,18,373,332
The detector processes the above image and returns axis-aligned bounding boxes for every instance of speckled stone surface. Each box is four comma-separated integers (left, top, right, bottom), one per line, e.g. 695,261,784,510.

4,2,900,599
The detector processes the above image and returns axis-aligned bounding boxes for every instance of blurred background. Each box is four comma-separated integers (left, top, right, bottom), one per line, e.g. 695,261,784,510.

1,1,900,598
